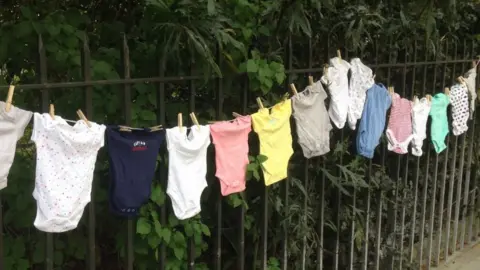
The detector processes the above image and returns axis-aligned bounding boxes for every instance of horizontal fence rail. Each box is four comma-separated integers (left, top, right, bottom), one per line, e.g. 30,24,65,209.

0,32,479,270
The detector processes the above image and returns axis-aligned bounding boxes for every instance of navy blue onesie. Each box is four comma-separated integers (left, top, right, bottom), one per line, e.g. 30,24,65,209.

106,126,164,217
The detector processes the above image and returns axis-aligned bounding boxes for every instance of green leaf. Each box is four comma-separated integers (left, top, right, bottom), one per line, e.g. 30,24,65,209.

16,259,29,270
47,25,60,36
168,214,179,227
162,228,171,244
174,231,186,247
253,169,260,181
32,243,45,263
207,0,216,15
173,247,184,260
54,250,64,265
11,238,25,259
151,184,166,206
200,224,211,236
247,163,258,171
257,154,268,163
275,72,286,84
15,21,33,38
148,235,161,249
136,218,152,235
154,219,162,237
246,59,258,73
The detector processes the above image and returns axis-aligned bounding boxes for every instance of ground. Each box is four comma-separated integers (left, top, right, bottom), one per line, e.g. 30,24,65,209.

436,243,480,270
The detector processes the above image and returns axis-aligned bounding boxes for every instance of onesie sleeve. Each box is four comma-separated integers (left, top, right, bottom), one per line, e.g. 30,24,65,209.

30,113,43,143
15,108,33,141
96,124,107,149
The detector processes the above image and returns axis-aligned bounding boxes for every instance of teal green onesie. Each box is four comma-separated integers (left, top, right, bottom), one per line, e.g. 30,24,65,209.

429,93,450,153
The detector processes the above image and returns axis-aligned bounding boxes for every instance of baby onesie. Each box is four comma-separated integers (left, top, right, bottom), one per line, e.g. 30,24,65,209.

292,81,332,158
166,125,210,220
252,99,293,186
411,97,431,156
450,83,469,136
429,93,450,153
210,116,251,196
385,93,414,154
320,57,351,129
31,113,105,233
0,102,32,190
348,58,375,130
106,126,164,217
356,84,392,159
464,67,477,118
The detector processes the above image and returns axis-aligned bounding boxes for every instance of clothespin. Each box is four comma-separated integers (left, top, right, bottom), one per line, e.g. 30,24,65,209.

444,87,450,96
413,95,418,103
388,86,395,95
256,97,264,109
457,76,466,85
76,109,91,127
336,49,342,60
308,76,314,86
232,112,243,118
189,112,200,130
49,104,55,120
5,85,15,112
290,83,298,96
373,74,376,80
118,125,132,132
178,113,183,131
150,125,162,132
426,94,432,103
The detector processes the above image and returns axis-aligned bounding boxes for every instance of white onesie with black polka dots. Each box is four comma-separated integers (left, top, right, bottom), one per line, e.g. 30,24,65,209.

450,83,469,136
463,67,477,119
31,113,106,233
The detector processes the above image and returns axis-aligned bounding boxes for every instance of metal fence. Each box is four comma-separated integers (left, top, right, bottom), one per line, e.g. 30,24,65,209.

0,33,479,270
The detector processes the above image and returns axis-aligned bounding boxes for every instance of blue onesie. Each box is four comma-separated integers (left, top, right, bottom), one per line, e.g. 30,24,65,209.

356,84,392,158
106,126,164,217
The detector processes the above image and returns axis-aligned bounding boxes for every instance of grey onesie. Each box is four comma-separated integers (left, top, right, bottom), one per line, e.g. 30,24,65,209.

0,102,32,190
292,81,332,158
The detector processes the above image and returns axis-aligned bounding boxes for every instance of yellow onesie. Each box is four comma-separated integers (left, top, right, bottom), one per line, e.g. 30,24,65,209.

251,99,294,186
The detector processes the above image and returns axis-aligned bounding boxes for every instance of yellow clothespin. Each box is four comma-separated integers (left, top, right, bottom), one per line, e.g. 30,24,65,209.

444,87,450,96
5,85,15,112
150,125,162,132
76,109,91,127
178,113,183,132
49,104,55,120
308,76,314,86
336,49,342,60
256,97,264,109
190,112,200,130
232,112,243,118
289,83,298,96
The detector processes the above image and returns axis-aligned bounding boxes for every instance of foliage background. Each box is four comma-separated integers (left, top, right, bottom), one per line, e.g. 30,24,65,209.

0,0,480,269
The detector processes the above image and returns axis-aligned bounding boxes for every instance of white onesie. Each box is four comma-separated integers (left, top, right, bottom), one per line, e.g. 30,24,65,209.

31,113,105,233
348,58,375,130
321,57,351,129
411,97,431,156
463,67,477,119
0,102,32,190
166,125,210,220
450,83,469,136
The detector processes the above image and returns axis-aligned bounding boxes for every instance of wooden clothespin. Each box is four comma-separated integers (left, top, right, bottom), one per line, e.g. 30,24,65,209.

457,76,466,85
444,87,450,96
150,125,162,132
336,49,342,60
256,97,264,109
232,112,243,118
189,112,200,130
373,74,376,80
118,125,132,132
178,113,183,131
413,95,418,103
290,83,298,96
388,86,395,95
308,76,314,86
49,104,55,120
76,109,91,127
426,94,432,103
5,85,15,112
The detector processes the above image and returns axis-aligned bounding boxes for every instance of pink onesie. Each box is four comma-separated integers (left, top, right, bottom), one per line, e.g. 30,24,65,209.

210,115,251,196
386,93,413,154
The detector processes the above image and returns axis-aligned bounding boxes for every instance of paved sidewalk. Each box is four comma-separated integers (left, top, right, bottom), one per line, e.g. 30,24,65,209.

435,243,480,270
